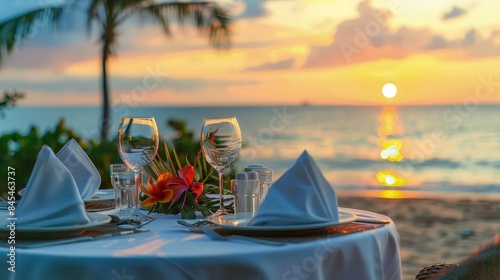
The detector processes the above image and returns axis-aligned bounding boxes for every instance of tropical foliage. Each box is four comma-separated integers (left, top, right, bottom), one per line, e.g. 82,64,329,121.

0,117,237,209
0,90,24,118
0,119,120,198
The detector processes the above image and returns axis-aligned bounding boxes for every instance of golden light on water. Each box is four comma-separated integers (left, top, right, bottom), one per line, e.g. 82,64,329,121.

380,190,403,199
382,83,397,99
376,106,406,189
380,139,403,162
377,106,404,137
376,171,406,186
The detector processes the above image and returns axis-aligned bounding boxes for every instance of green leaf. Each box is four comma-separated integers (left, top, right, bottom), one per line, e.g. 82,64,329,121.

145,164,157,180
164,140,177,176
172,143,182,170
180,206,196,219
186,192,196,206
155,151,167,174
200,205,212,218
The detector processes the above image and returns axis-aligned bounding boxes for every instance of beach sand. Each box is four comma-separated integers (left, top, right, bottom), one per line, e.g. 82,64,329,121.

337,191,500,280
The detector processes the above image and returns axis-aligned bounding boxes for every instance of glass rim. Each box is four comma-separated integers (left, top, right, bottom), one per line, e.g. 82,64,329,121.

203,117,238,120
120,116,156,121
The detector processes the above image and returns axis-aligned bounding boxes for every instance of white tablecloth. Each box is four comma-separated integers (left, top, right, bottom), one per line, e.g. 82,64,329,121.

0,208,402,280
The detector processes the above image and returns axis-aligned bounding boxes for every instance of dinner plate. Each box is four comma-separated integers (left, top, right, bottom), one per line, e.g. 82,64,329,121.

84,189,115,211
212,211,357,231
0,212,111,233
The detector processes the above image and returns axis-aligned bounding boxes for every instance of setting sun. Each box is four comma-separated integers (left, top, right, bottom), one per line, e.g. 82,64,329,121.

382,83,397,99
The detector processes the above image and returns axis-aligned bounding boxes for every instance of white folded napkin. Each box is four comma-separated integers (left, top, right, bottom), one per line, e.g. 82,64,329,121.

57,139,101,200
249,150,339,226
15,146,91,227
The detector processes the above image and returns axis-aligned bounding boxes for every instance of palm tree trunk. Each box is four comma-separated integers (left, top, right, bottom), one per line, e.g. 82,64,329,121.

100,42,110,142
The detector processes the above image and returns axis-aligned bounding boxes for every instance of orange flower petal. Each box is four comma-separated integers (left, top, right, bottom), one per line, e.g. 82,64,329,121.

147,177,162,197
141,197,159,207
140,183,152,197
156,172,173,187
158,189,174,203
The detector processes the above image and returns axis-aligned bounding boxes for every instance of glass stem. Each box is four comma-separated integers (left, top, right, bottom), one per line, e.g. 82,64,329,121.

133,171,142,213
218,171,224,211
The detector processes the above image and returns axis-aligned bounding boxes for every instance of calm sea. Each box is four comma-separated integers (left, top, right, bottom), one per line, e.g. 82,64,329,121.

2,105,500,195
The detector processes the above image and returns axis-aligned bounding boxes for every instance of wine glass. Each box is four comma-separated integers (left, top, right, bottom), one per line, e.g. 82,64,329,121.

201,117,242,217
118,117,159,221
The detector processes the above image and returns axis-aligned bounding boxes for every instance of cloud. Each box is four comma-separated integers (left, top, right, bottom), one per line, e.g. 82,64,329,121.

304,0,395,67
303,0,500,68
426,35,451,50
243,58,295,71
442,6,467,20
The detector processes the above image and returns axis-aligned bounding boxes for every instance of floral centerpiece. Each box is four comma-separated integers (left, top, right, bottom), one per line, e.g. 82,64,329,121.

140,140,223,219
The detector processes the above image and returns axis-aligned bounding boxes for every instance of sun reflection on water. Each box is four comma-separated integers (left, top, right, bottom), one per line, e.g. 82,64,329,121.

376,171,406,186
380,190,403,199
376,105,406,188
380,139,403,162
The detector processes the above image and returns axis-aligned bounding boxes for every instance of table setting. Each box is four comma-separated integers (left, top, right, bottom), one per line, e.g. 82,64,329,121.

0,116,402,280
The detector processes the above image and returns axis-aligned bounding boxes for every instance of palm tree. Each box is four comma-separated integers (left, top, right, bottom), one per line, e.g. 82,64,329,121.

0,1,231,141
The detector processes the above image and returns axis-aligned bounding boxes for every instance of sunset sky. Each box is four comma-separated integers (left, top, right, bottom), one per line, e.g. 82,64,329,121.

1,0,500,106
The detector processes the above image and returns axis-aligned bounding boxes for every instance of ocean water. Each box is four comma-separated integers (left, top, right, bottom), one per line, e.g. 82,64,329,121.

2,105,500,194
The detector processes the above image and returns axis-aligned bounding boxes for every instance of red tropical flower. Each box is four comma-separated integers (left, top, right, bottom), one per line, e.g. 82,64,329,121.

167,165,204,203
190,182,204,203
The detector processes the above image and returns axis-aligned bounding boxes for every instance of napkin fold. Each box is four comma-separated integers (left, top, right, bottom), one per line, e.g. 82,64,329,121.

15,145,91,227
57,139,101,200
249,150,339,226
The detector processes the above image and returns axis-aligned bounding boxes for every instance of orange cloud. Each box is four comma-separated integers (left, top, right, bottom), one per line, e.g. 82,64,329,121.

303,0,500,68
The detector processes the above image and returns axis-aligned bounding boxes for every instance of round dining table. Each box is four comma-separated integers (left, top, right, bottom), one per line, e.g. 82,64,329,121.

0,208,402,280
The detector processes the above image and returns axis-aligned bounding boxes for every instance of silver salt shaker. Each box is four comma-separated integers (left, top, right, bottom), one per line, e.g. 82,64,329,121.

244,164,274,204
231,172,259,213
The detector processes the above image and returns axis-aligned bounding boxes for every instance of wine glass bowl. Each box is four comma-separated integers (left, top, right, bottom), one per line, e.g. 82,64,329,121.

118,117,159,221
201,117,242,217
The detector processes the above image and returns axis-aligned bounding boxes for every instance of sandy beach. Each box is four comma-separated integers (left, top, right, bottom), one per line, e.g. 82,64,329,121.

337,191,500,280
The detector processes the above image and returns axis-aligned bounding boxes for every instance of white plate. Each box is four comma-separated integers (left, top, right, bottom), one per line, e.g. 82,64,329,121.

212,211,357,231
0,212,111,232
83,189,115,211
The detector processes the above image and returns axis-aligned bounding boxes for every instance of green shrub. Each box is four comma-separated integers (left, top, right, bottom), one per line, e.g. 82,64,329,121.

0,119,120,198
0,117,237,199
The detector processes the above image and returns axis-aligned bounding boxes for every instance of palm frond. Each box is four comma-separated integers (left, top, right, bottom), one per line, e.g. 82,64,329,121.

171,143,182,171
155,151,169,174
147,2,231,48
86,0,106,33
0,7,63,64
135,4,171,35
164,140,178,176
208,4,231,48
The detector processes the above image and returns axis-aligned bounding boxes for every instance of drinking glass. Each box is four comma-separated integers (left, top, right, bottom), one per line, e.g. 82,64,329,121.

201,117,242,217
118,117,159,221
110,164,137,218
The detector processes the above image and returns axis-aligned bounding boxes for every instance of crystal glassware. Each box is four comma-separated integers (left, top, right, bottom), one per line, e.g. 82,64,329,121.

201,117,242,218
118,117,159,221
